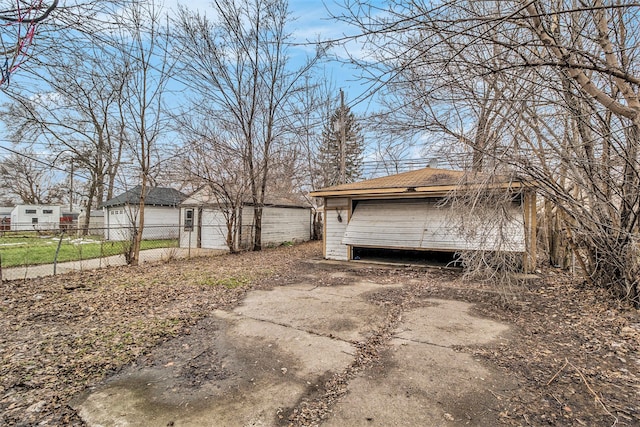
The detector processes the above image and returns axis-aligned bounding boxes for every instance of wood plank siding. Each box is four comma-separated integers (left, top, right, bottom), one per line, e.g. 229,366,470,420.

311,167,536,270
180,205,311,251
106,206,180,241
201,209,229,250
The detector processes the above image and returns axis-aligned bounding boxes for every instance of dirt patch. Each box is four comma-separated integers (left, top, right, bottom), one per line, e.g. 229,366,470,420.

1,241,639,426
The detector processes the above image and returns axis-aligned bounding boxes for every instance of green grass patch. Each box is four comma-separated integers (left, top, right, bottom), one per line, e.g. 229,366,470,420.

0,235,178,268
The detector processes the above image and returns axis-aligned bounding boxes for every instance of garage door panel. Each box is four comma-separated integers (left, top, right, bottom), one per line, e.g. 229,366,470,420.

342,201,428,248
342,200,525,252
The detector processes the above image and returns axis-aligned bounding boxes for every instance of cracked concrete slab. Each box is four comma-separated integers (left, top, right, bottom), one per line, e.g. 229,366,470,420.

73,281,398,426
72,284,514,427
324,299,516,426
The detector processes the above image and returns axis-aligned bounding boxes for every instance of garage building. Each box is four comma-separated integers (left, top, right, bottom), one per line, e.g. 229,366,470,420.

310,167,536,271
179,186,312,251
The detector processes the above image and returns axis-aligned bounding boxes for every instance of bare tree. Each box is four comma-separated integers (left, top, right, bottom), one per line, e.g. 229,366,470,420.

177,111,250,252
0,0,59,85
287,74,336,191
0,0,136,232
335,0,640,305
174,0,322,250
0,149,65,204
1,47,129,233
114,0,175,265
0,1,137,89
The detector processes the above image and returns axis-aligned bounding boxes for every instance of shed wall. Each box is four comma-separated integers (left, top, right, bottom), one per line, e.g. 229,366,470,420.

10,205,61,231
143,207,180,239
200,209,228,250
104,207,131,241
324,199,350,261
105,206,180,241
179,206,311,251
261,207,311,245
180,207,199,249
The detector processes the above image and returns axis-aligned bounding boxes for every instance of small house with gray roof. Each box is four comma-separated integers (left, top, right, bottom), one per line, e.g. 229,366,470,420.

102,186,186,241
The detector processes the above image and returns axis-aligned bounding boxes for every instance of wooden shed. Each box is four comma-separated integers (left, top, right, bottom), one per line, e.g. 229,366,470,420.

179,186,312,251
310,167,536,271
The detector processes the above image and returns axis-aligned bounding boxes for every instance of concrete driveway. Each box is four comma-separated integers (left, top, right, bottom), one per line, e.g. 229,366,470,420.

73,275,515,426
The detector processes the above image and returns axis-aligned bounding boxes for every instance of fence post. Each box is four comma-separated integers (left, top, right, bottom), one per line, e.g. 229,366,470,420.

53,230,65,276
99,238,104,268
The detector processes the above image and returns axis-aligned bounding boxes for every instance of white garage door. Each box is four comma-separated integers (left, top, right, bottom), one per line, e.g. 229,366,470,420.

342,199,525,252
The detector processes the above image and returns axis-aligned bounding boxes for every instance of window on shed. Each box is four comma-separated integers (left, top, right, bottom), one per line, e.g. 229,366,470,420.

184,209,194,231
25,209,36,214
32,218,38,224
43,209,53,214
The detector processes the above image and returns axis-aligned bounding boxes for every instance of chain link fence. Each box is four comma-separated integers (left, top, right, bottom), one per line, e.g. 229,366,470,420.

0,224,226,281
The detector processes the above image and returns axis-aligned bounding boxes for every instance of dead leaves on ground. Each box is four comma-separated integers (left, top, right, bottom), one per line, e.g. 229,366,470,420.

0,242,320,426
0,243,638,426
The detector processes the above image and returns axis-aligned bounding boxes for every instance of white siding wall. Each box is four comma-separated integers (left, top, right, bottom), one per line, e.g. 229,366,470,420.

180,208,229,250
10,205,61,231
104,207,133,241
105,206,180,241
180,207,197,249
200,209,229,250
181,206,311,251
142,207,180,239
324,198,350,260
261,207,311,245
78,211,104,235
342,200,526,252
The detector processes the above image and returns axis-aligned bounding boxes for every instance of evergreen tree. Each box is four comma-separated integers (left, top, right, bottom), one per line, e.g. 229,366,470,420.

319,92,364,187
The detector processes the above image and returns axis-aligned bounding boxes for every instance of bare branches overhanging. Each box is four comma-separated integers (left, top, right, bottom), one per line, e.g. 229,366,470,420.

0,0,58,24
335,0,640,305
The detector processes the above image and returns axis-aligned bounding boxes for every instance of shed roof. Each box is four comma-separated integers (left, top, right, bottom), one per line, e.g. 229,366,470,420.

310,167,524,198
102,186,186,208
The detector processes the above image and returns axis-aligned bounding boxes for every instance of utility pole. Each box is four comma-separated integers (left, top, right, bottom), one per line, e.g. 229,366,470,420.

69,160,73,212
340,88,346,184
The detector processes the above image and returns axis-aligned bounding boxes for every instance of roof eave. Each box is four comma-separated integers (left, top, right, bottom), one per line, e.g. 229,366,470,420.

310,181,528,198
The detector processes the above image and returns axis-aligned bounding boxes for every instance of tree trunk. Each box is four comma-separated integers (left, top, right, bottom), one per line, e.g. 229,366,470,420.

81,180,97,237
253,205,262,251
130,181,147,267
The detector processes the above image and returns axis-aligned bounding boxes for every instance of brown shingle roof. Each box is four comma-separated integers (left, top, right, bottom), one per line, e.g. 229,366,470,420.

310,167,523,197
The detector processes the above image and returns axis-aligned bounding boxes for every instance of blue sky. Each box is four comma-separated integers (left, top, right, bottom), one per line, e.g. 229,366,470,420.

166,0,376,113
0,0,375,135
0,0,408,183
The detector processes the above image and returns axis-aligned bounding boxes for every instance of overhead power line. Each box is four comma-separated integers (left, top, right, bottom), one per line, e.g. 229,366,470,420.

0,144,68,173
